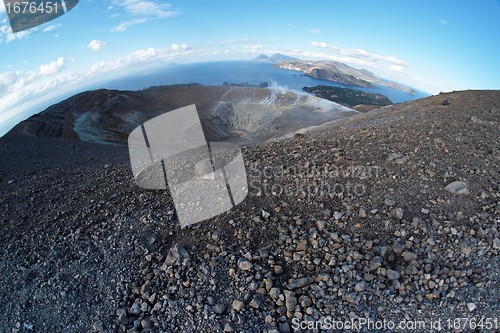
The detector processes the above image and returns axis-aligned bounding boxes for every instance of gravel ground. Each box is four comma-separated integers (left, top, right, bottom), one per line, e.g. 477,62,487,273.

0,90,498,332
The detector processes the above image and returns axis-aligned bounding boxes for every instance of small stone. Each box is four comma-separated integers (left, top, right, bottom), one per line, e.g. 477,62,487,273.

493,238,500,250
232,300,244,312
117,308,128,324
459,243,472,256
445,181,470,196
284,290,297,312
129,303,141,316
164,244,189,266
401,251,418,262
249,299,260,309
333,211,343,220
393,208,404,219
354,282,366,292
261,209,271,219
224,323,237,332
207,296,216,306
141,319,152,329
387,269,400,280
387,152,402,162
364,273,375,282
421,208,430,215
296,240,307,252
238,259,253,271
287,277,313,290
370,257,382,271
316,220,326,231
269,287,280,300
279,322,291,333
467,303,476,312
213,303,226,314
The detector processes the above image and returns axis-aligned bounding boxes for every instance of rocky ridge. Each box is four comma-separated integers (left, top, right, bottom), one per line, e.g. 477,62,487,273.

276,60,416,95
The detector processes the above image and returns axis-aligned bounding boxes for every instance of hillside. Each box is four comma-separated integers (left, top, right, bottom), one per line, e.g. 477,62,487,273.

0,90,498,332
6,84,354,147
277,60,416,95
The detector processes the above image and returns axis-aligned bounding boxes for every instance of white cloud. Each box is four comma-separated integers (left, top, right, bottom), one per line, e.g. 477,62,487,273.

111,18,147,32
243,44,263,50
0,1,5,13
217,38,253,45
110,0,180,32
437,19,450,25
308,29,321,34
171,43,191,51
242,44,264,54
130,47,157,59
117,0,179,18
42,24,60,32
390,65,404,72
86,61,107,76
87,39,106,51
0,71,33,93
308,42,407,70
0,24,33,43
39,57,65,76
310,41,328,48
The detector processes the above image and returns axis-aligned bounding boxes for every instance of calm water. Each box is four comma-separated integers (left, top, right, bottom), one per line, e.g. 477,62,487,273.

103,61,430,103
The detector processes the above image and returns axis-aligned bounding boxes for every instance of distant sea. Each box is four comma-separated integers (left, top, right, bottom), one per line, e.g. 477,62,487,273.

103,61,430,104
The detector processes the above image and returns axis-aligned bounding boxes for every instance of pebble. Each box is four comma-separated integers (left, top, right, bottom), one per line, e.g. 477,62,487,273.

224,323,237,332
394,208,404,219
459,243,472,256
386,269,401,280
445,181,470,196
467,303,477,312
232,300,244,312
238,259,253,271
284,290,297,312
129,303,141,316
164,244,189,266
401,251,418,262
212,304,226,314
288,277,313,290
354,282,366,292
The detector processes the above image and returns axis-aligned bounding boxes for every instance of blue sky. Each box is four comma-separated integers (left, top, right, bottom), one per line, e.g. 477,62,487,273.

0,0,499,134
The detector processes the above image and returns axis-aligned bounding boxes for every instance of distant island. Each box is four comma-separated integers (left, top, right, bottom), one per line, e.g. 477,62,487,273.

253,54,416,96
304,85,393,111
252,53,298,63
222,81,269,88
